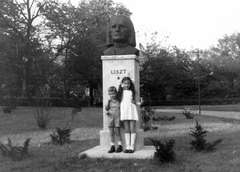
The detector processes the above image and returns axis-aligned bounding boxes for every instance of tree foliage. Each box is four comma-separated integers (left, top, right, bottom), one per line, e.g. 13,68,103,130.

1,0,240,106
201,33,240,98
0,0,131,104
140,36,197,101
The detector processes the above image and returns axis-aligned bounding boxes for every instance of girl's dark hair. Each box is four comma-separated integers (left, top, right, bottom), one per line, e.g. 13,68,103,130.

117,77,135,102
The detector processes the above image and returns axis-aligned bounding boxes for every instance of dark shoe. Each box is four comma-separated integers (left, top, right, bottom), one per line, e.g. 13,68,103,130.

128,149,134,153
124,149,129,153
108,146,115,153
116,145,123,153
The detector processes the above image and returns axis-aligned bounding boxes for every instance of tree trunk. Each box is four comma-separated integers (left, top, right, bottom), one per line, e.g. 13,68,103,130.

89,86,94,106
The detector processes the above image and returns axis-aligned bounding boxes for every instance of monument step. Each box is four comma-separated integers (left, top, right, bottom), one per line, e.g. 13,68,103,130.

80,146,155,159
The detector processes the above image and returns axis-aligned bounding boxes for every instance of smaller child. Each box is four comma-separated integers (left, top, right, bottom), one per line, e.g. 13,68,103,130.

105,86,123,153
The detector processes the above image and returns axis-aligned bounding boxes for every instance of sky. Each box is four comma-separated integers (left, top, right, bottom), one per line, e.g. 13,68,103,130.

67,0,240,50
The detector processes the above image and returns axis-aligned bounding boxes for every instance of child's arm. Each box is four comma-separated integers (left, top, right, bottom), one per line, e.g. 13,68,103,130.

132,95,143,106
105,104,110,111
132,100,142,105
105,100,110,115
105,106,110,115
131,90,136,104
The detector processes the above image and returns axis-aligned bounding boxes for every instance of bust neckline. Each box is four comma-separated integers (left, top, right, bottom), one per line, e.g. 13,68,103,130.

113,43,129,48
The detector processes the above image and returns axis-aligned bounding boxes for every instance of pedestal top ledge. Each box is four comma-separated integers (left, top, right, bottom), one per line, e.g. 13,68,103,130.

101,55,139,62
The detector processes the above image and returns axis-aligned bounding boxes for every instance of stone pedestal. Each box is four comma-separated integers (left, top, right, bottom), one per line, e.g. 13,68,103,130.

100,55,143,150
80,55,154,159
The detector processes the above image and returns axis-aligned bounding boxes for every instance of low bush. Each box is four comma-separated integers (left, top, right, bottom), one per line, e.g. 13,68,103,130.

149,138,176,163
0,138,31,161
2,106,12,113
182,109,196,119
35,106,51,129
189,121,223,152
141,106,156,132
50,127,72,145
3,95,18,109
153,116,175,121
71,107,81,122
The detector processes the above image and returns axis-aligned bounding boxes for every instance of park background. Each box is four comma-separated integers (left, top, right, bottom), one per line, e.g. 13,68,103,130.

1,0,240,107
1,1,240,172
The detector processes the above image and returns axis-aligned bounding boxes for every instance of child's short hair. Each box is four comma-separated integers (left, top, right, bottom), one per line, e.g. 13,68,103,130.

108,86,117,93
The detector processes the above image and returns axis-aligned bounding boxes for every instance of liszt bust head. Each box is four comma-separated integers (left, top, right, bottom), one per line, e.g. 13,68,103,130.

103,15,139,56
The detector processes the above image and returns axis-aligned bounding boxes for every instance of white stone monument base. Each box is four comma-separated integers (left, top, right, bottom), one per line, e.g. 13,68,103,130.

100,129,144,150
79,146,155,159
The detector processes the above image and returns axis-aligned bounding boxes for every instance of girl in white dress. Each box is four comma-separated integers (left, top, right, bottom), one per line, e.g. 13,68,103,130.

118,77,139,153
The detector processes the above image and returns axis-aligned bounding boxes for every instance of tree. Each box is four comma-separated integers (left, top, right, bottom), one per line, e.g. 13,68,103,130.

0,0,51,96
140,35,197,102
203,33,240,98
171,47,197,99
0,30,19,98
72,0,132,105
43,0,132,104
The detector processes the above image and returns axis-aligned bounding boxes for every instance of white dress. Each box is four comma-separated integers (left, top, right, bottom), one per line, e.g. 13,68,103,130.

120,90,139,121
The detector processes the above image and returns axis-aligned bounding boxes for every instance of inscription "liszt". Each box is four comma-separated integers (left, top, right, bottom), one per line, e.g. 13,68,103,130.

111,70,126,74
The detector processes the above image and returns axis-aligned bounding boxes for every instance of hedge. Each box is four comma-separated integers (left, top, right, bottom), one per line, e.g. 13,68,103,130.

0,97,89,107
1,97,240,107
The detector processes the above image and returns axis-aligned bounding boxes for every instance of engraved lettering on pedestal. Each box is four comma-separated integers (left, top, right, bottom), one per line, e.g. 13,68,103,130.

110,70,126,74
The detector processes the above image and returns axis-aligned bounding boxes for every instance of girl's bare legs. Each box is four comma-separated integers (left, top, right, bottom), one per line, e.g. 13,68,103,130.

123,120,130,152
123,120,136,153
129,120,136,152
124,120,130,133
130,120,136,133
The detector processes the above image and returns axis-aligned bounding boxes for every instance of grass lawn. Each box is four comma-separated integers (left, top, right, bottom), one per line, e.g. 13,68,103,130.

1,106,240,172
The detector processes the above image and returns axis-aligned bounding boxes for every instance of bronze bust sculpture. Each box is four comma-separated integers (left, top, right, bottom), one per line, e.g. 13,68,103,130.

103,15,139,56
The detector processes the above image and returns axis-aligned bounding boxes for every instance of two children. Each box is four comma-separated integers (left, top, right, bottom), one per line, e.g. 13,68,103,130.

105,77,139,154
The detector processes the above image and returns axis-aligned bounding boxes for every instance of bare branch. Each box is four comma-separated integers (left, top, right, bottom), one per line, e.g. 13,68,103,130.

30,0,36,10
13,0,28,21
32,1,46,21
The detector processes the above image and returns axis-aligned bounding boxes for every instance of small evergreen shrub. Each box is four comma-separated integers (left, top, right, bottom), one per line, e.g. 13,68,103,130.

182,109,196,119
0,138,31,161
149,138,176,163
50,127,72,145
190,121,223,152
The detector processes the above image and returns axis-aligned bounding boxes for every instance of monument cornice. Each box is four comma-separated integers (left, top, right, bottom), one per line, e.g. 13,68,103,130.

101,55,139,62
